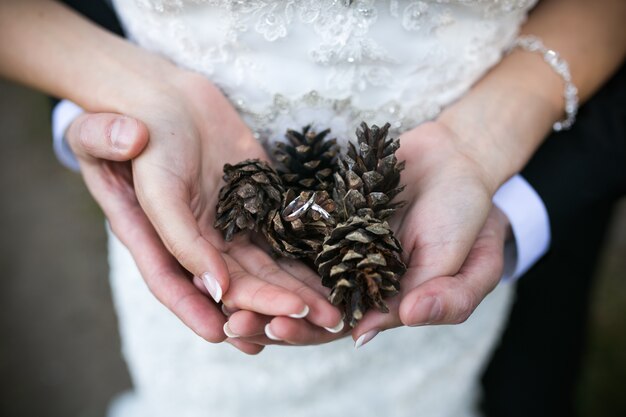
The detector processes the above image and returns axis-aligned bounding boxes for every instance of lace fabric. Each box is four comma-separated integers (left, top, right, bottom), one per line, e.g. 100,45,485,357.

114,0,536,140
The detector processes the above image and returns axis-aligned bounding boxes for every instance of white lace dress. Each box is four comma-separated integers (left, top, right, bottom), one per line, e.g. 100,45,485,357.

106,1,536,416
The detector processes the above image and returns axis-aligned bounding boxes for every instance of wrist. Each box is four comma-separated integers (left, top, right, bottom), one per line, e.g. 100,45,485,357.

437,49,564,189
91,50,182,115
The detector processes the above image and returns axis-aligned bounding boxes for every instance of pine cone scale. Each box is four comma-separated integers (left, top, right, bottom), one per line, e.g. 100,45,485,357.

214,159,284,241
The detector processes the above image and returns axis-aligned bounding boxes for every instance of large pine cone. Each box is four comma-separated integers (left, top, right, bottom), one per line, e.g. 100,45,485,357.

334,122,406,222
274,125,339,193
264,190,336,261
214,159,284,241
315,215,406,327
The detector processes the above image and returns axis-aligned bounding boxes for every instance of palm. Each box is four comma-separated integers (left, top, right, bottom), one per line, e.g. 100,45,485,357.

123,73,341,334
353,121,496,334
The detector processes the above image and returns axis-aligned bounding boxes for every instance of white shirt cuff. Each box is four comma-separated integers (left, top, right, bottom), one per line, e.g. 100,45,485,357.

52,99,84,172
493,175,551,281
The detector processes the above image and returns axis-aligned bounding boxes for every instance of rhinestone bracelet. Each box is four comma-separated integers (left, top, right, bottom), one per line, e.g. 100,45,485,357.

510,35,579,131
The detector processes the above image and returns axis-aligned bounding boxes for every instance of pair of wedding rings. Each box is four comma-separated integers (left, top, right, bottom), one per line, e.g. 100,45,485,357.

281,192,332,221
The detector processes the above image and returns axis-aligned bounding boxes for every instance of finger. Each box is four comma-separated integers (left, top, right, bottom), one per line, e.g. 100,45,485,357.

277,258,345,333
224,310,269,338
67,113,149,162
263,316,350,346
193,276,242,317
222,254,309,317
82,164,227,343
112,208,227,342
137,179,230,304
192,275,210,297
225,338,265,355
229,245,344,331
350,295,402,348
352,203,506,342
399,210,506,326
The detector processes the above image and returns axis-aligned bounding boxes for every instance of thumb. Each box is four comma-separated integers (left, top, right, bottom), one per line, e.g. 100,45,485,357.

67,113,149,162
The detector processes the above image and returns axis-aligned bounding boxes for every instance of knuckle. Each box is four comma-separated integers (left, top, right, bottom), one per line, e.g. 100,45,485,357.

75,117,92,151
167,239,192,266
452,292,477,324
166,234,206,272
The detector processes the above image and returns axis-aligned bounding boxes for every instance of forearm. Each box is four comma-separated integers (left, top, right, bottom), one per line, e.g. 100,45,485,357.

438,0,626,193
0,0,173,113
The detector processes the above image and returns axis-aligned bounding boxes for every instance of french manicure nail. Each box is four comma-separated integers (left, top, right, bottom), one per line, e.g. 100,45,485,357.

288,305,309,319
324,319,345,334
354,329,379,349
223,322,238,338
409,296,441,326
221,304,232,316
264,324,282,341
201,272,222,303
110,117,133,151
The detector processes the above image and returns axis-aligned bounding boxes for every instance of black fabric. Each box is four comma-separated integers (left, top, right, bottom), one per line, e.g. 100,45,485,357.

482,64,626,417
58,0,123,37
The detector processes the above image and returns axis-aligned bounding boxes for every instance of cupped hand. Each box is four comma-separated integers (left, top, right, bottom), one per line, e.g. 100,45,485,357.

125,72,342,328
222,257,350,346
69,72,343,351
352,121,510,345
66,111,274,354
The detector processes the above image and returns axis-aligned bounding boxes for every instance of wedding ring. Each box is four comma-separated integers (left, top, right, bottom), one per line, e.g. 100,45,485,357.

282,192,317,221
310,203,332,220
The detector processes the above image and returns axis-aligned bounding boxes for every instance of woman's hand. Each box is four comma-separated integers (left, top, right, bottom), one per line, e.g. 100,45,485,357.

228,121,510,348
222,257,351,346
350,121,511,345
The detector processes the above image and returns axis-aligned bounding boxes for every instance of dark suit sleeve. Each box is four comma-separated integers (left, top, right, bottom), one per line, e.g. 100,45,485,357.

57,0,124,36
483,64,626,417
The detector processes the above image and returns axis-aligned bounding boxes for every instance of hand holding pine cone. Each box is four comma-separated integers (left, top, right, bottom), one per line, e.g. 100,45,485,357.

214,122,407,327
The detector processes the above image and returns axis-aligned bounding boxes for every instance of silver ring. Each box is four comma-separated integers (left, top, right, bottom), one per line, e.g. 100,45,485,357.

311,203,332,220
282,192,317,221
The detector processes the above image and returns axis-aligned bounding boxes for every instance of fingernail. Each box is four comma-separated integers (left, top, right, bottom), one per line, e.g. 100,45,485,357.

110,117,134,151
354,329,379,349
201,272,222,303
288,305,309,319
324,319,345,334
264,324,282,341
409,296,441,326
223,322,238,338
221,304,233,316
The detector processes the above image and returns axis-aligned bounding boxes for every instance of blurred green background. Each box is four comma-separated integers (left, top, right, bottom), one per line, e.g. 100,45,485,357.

0,79,624,417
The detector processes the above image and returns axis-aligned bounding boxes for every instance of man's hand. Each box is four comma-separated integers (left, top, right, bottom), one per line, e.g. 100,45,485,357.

66,111,275,354
124,72,342,330
65,76,344,351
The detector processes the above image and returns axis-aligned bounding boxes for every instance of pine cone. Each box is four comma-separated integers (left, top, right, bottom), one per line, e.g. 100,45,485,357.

274,125,339,192
214,159,284,241
334,122,406,222
264,189,336,260
315,215,406,327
